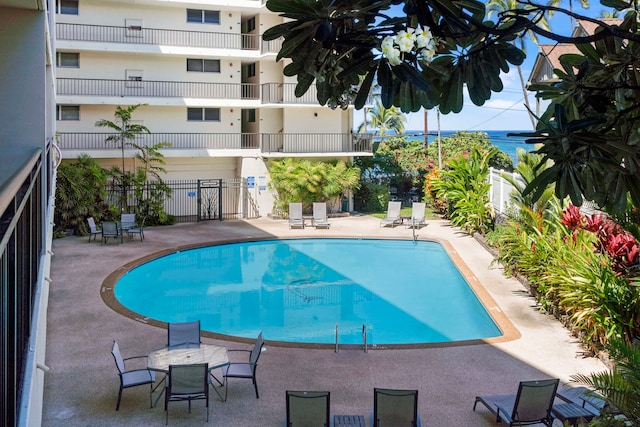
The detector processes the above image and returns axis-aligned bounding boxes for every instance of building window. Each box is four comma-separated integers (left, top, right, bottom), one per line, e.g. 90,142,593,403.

56,52,79,68
186,9,220,24
188,108,220,121
245,109,256,123
246,63,256,78
246,17,256,33
56,0,78,15
125,69,143,88
187,59,220,73
56,105,80,121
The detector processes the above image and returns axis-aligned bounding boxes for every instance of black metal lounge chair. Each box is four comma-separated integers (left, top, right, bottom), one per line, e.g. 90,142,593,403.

371,387,420,426
473,378,559,426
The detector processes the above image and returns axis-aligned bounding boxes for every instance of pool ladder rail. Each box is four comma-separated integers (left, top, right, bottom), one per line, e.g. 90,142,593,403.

334,324,368,353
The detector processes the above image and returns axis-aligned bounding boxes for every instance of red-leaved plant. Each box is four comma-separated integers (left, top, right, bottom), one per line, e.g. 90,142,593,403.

561,204,640,274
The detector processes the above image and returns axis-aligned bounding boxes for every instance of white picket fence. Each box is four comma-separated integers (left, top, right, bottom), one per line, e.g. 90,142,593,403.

488,167,522,215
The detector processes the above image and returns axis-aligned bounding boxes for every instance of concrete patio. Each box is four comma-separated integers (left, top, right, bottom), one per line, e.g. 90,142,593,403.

43,215,607,426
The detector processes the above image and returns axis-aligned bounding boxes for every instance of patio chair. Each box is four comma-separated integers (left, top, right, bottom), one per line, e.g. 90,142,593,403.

289,202,305,229
371,388,420,427
379,201,402,227
111,340,156,411
285,390,331,427
167,320,201,348
312,202,330,229
87,217,102,242
221,332,264,400
473,378,559,426
406,202,426,229
165,363,209,424
126,216,145,241
120,213,136,236
101,221,120,245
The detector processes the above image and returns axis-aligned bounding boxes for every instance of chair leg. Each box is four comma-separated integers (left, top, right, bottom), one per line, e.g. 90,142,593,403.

253,377,259,399
116,387,123,410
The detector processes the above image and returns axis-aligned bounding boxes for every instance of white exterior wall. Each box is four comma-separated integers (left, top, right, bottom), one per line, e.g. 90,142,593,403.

55,0,359,218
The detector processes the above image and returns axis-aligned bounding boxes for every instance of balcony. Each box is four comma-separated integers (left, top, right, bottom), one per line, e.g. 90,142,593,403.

56,132,373,155
56,23,282,54
262,83,318,105
57,78,260,100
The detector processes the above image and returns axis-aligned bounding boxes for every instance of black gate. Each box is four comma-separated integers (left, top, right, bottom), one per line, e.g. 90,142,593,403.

197,179,222,221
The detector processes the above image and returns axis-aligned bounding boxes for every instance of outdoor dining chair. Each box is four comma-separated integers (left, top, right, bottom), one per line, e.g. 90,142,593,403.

101,221,120,245
110,340,156,411
167,320,201,348
86,217,102,242
165,363,209,424
126,216,145,241
221,332,264,400
285,390,331,427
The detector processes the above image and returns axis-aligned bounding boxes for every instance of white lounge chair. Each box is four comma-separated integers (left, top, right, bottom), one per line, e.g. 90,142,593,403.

288,203,305,229
312,202,330,229
407,202,426,229
380,201,402,227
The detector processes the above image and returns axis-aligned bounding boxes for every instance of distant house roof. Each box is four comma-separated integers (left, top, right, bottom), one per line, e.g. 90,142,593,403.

528,18,623,86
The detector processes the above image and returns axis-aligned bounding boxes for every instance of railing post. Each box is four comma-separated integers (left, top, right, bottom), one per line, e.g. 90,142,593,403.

362,324,367,353
335,323,339,353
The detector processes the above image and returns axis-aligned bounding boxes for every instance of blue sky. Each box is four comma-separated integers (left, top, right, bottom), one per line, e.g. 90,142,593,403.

382,2,612,131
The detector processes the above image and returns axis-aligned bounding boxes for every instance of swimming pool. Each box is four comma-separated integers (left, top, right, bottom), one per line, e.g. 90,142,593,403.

114,238,502,345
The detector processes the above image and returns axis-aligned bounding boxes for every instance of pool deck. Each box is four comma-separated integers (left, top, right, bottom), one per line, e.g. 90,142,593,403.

44,215,607,426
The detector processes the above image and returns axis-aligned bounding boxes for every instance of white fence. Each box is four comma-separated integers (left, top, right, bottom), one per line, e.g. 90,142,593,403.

488,167,522,215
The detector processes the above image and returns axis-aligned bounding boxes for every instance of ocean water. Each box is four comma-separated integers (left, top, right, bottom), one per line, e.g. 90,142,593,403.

405,130,534,165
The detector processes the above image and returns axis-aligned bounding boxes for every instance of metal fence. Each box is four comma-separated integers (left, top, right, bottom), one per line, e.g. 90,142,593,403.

1,145,53,426
106,178,259,222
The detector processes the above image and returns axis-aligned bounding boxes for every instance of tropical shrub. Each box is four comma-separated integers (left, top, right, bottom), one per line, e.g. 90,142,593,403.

54,154,109,235
431,147,496,235
353,182,389,213
427,131,513,171
268,158,360,215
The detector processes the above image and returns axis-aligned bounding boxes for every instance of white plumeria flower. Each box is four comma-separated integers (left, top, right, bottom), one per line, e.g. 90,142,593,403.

381,35,395,50
396,30,415,52
415,26,434,49
386,47,402,66
381,25,436,66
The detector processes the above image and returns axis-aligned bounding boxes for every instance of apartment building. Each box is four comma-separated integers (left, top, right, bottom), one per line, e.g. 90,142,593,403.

55,0,373,217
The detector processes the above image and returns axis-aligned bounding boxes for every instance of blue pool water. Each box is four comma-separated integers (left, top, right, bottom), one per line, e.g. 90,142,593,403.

115,239,502,345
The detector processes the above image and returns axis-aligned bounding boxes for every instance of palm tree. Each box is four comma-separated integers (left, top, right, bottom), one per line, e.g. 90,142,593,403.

486,0,557,130
95,104,150,210
357,98,406,139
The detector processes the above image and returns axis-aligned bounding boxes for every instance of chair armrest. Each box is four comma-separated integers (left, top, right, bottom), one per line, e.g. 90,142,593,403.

555,392,575,404
123,355,148,362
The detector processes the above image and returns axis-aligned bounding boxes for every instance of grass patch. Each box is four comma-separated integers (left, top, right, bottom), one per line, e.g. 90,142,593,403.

368,206,438,219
